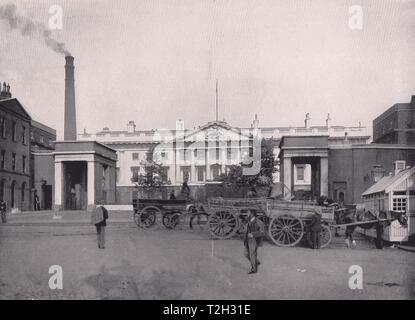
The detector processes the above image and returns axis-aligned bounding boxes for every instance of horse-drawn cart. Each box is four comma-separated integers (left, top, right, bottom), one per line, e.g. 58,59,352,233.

133,198,198,229
205,197,335,248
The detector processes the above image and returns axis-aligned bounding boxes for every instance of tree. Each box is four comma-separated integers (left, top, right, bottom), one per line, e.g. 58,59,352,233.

131,147,170,190
219,138,278,190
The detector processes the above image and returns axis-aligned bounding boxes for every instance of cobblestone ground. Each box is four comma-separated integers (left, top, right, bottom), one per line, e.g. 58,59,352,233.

0,221,414,300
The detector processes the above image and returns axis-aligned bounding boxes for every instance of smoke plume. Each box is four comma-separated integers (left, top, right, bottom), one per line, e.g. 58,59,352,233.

0,3,71,55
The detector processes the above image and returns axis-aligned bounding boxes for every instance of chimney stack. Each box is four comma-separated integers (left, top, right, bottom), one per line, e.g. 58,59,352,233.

253,114,259,129
0,82,12,100
304,113,311,128
325,113,332,127
64,55,77,140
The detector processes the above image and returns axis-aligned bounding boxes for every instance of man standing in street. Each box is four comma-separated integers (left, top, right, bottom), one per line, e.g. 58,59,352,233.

91,206,109,249
309,208,322,249
244,209,265,274
0,199,6,223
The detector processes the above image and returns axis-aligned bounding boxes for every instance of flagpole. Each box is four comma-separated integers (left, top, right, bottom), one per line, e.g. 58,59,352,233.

215,79,218,121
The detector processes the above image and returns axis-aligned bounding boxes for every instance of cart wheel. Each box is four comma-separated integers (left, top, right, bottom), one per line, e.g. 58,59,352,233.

208,210,238,239
135,206,159,229
320,225,332,248
162,212,180,229
268,214,304,247
305,225,332,248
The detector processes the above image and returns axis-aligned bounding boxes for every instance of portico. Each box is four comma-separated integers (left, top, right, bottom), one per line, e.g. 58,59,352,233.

279,136,329,200
53,141,117,211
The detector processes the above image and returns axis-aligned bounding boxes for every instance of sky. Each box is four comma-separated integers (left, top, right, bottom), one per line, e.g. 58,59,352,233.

0,0,414,139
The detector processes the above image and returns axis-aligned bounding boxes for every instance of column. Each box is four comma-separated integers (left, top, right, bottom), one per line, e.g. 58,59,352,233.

320,157,328,197
54,161,63,211
87,161,95,211
221,148,226,175
283,157,292,199
107,165,116,203
190,150,196,183
205,147,210,181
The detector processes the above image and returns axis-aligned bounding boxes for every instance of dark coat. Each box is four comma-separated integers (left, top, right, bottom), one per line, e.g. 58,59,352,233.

91,206,109,226
244,217,265,244
309,212,322,232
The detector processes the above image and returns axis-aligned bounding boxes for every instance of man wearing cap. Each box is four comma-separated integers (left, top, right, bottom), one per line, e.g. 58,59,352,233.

309,208,322,249
244,209,265,274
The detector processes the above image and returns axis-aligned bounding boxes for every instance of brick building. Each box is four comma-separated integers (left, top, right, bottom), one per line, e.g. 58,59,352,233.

0,84,31,211
30,120,56,210
373,95,415,145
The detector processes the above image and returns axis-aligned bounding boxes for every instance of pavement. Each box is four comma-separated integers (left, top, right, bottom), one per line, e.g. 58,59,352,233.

2,210,133,226
0,210,414,300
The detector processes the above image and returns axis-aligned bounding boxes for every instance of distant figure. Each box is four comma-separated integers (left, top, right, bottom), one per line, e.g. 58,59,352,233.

169,190,176,200
180,180,191,200
91,206,109,249
244,209,265,274
375,222,384,249
0,200,6,223
309,208,322,249
34,194,40,211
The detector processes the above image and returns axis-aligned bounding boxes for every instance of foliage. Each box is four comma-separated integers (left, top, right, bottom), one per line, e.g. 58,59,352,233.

218,138,278,189
131,147,170,189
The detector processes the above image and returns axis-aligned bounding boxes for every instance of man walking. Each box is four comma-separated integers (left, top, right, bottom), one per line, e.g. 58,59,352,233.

244,209,265,274
0,199,6,223
309,208,322,249
91,206,109,249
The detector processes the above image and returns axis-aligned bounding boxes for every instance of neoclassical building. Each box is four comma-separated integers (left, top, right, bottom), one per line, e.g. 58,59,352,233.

78,114,372,203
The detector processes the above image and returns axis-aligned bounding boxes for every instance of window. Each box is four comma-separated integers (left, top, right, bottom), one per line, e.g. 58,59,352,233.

21,182,26,202
116,168,120,183
211,165,221,180
22,155,26,173
182,167,190,182
132,153,139,160
11,153,16,171
0,117,5,138
297,165,305,181
196,149,204,160
22,126,27,144
30,130,34,140
12,121,17,142
39,135,44,144
0,150,5,169
146,151,153,162
48,138,52,146
160,167,169,183
392,197,406,212
130,166,140,179
197,167,204,182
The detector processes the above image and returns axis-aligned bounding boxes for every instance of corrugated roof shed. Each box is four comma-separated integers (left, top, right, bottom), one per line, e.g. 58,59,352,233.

362,167,415,196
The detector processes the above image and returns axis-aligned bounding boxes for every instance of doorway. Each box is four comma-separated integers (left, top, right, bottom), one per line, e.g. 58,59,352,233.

10,181,16,208
42,185,52,210
63,162,87,210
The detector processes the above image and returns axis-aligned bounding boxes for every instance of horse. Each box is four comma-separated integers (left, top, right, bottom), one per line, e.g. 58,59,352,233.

336,206,408,248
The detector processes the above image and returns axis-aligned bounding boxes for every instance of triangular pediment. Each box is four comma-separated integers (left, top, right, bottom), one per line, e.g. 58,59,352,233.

177,121,252,143
0,98,32,120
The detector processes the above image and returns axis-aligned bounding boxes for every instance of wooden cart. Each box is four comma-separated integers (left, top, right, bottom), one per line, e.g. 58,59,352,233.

205,197,335,248
132,198,198,229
